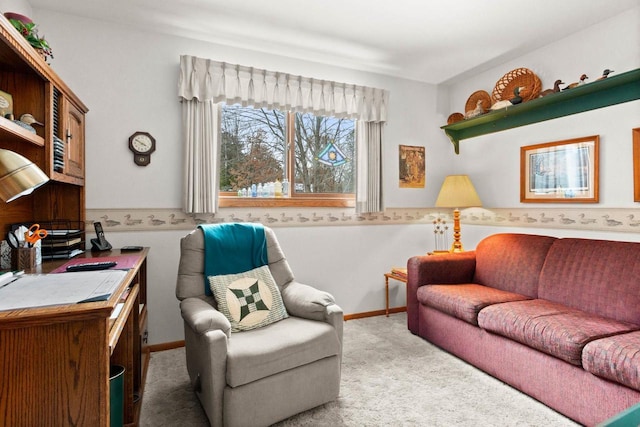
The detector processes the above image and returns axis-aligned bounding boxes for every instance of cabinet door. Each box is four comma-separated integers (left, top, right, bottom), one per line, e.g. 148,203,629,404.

62,97,85,180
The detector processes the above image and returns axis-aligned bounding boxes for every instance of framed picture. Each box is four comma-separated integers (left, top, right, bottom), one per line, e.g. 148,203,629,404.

0,90,13,118
520,135,599,203
399,145,425,188
634,128,640,202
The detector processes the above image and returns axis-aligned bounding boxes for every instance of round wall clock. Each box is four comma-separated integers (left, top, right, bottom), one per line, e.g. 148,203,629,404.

128,131,156,166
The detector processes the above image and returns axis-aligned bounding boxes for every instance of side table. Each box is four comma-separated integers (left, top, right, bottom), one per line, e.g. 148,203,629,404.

384,271,407,317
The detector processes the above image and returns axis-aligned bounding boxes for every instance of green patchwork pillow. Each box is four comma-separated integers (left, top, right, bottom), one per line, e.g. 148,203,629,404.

208,265,288,332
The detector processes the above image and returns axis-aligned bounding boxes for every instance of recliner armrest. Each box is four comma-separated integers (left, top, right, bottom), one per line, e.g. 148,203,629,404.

180,297,231,338
281,280,343,345
281,281,337,320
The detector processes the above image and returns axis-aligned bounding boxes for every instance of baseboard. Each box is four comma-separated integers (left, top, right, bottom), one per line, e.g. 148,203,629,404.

149,308,406,351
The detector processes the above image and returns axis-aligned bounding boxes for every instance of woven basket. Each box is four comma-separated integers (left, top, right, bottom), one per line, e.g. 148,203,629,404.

465,90,491,114
447,112,464,125
491,68,541,103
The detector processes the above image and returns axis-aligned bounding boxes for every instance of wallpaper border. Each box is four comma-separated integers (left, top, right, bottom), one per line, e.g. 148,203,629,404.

86,207,640,234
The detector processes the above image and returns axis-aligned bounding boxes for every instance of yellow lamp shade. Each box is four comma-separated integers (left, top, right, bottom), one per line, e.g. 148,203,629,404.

435,175,482,208
435,175,482,253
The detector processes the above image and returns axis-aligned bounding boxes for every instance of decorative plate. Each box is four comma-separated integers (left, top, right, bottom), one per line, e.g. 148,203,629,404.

447,112,464,125
465,90,491,114
491,68,541,103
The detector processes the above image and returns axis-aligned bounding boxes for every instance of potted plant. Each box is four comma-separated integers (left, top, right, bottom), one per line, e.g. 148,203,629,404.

4,13,53,63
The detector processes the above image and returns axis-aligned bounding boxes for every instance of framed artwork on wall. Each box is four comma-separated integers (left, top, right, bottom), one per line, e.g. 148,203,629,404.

520,135,599,203
634,128,640,202
399,145,425,188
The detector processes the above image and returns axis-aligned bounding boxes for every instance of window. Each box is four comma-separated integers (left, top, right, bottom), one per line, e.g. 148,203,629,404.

220,104,355,203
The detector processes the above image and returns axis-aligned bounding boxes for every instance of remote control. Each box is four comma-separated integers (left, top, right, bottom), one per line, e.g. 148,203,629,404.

121,246,143,252
66,261,117,272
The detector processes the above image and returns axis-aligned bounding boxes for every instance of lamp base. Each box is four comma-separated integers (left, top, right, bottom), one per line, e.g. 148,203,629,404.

430,250,451,255
450,208,464,252
450,243,464,253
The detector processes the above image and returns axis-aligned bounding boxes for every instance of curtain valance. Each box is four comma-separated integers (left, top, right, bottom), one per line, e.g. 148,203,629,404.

178,55,389,123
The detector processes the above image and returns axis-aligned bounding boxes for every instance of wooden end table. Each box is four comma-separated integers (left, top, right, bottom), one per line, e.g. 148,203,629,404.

384,272,407,317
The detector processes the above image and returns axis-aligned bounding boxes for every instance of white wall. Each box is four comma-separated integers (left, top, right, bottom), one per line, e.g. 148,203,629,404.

442,8,640,209
29,9,449,344
0,0,31,16
25,6,640,345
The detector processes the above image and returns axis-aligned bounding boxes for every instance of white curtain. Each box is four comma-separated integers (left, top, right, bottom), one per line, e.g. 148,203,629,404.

181,98,220,214
179,55,388,122
356,121,384,214
178,55,389,213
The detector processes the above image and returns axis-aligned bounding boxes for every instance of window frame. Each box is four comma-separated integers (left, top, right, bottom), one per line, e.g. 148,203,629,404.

219,108,356,208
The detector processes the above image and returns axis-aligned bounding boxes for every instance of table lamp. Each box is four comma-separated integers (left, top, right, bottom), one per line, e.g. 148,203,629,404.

0,148,49,202
435,174,482,252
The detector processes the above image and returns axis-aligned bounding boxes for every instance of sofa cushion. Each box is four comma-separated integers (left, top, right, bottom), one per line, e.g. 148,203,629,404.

478,299,639,365
226,316,340,387
583,331,640,391
538,238,640,325
417,284,531,326
473,234,556,297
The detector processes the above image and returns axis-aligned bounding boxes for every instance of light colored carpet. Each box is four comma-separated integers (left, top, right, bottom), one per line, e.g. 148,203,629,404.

140,313,579,426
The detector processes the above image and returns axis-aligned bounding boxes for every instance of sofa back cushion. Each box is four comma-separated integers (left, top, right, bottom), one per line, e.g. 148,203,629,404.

538,238,640,324
473,233,556,297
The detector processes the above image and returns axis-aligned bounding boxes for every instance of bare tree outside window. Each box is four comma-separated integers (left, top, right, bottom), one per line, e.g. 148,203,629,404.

220,104,355,196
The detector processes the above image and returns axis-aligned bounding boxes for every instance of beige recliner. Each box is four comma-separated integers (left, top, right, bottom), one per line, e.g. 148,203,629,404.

176,226,343,427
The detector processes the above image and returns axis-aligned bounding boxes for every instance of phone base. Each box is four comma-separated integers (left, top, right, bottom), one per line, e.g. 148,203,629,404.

90,238,112,252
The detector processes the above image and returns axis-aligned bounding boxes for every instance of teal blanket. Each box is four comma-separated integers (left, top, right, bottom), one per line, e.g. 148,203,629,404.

198,223,268,296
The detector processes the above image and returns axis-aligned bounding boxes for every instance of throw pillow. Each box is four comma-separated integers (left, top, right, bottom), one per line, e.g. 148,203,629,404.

208,265,288,332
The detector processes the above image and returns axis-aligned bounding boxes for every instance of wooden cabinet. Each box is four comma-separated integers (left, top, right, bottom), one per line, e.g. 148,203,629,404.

58,93,85,181
0,15,87,232
0,15,134,427
0,249,150,426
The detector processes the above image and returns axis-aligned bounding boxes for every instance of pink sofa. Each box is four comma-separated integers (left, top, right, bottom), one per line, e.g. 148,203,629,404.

407,233,640,426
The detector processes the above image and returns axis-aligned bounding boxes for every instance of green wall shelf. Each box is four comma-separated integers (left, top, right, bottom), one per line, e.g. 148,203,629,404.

441,68,640,154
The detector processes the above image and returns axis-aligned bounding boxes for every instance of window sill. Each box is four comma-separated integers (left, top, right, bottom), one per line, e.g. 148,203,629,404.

219,197,355,208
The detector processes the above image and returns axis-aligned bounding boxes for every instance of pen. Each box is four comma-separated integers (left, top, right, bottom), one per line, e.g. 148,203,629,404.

0,275,20,290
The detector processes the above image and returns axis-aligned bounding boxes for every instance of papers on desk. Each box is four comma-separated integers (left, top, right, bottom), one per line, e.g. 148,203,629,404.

0,270,128,311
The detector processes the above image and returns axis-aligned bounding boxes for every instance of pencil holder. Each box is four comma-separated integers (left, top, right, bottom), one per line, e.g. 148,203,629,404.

11,247,36,271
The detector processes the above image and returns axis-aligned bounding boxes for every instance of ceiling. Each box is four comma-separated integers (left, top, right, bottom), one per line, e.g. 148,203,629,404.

29,0,639,84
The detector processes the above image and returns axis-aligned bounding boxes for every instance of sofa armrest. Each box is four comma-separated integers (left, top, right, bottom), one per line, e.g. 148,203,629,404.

180,297,231,338
407,251,476,334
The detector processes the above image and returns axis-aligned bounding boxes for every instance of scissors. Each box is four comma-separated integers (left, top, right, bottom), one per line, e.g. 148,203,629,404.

24,224,48,247
5,230,22,249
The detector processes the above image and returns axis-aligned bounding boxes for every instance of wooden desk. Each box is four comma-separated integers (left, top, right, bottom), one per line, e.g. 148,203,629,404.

384,272,407,317
0,249,150,426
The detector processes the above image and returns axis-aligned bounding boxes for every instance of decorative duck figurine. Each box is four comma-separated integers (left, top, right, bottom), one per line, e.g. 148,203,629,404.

596,69,614,80
490,86,524,110
465,99,485,119
540,79,564,97
563,74,588,90
12,113,44,133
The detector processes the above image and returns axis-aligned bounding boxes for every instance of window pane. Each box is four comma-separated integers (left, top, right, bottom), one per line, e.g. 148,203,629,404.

293,113,355,194
220,105,285,191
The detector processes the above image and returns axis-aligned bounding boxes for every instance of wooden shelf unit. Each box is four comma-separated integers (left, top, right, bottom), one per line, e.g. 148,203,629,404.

0,14,88,233
441,68,640,154
0,14,149,427
0,249,150,426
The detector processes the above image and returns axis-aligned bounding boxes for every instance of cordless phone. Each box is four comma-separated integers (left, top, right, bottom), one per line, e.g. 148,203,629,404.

90,221,112,251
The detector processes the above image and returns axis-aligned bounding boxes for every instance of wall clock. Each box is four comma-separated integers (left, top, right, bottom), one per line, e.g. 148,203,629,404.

128,131,156,166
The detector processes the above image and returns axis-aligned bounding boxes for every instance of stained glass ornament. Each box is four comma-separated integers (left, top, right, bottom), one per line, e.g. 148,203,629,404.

317,142,347,167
